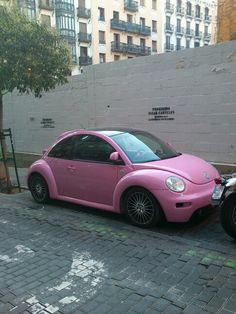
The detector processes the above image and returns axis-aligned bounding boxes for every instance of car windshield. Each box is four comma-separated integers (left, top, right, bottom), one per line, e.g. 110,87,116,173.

111,131,180,163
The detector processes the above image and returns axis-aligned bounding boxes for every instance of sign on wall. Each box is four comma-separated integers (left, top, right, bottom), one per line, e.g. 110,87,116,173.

148,107,175,121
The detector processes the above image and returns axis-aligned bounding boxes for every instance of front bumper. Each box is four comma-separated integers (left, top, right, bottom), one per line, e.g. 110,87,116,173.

151,181,216,222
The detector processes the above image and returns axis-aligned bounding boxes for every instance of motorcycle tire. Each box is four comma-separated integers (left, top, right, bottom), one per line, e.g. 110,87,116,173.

220,193,236,239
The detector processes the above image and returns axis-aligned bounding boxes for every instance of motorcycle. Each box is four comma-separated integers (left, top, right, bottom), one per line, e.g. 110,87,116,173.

212,174,236,239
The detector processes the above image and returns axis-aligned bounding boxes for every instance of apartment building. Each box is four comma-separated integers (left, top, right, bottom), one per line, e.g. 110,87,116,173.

1,0,217,75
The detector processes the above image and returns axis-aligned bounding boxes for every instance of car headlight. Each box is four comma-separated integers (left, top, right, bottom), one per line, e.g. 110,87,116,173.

166,176,185,192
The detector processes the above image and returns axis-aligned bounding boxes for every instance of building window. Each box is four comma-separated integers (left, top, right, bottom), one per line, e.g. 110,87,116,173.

99,31,106,44
166,15,171,29
127,36,133,45
114,55,120,61
194,41,200,47
152,0,157,10
80,46,88,57
114,33,120,42
98,7,105,21
113,11,119,20
186,1,192,15
128,56,133,59
166,35,171,49
152,40,157,52
186,39,190,48
195,23,199,36
79,0,85,7
41,14,51,26
152,20,157,32
176,37,181,50
127,14,133,23
99,53,106,63
140,17,145,27
140,38,145,51
204,25,208,36
186,21,190,32
177,18,181,32
205,7,209,19
195,5,201,18
140,0,145,6
79,22,87,33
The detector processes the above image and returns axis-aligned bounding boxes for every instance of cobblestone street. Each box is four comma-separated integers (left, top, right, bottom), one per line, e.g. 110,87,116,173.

0,191,236,314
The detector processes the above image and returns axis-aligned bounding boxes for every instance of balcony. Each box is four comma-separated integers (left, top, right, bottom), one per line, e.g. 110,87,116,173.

79,56,92,66
195,31,202,39
39,0,54,10
176,45,185,51
176,6,184,16
77,7,91,18
204,32,211,41
165,24,174,33
111,41,151,56
19,0,36,8
55,1,74,13
165,43,174,52
204,15,212,23
186,9,194,18
78,32,92,43
195,13,203,21
176,26,185,36
165,2,174,14
124,0,138,12
59,28,76,40
185,28,194,37
111,19,151,36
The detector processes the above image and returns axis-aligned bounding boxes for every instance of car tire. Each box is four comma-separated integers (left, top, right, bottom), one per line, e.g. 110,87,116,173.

29,174,49,204
220,193,236,239
124,187,162,228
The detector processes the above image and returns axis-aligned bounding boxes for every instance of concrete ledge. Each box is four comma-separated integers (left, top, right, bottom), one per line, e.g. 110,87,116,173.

12,152,236,175
211,162,236,175
14,152,41,168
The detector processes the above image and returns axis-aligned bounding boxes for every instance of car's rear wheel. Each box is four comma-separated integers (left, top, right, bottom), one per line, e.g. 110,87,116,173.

29,174,49,203
124,187,162,228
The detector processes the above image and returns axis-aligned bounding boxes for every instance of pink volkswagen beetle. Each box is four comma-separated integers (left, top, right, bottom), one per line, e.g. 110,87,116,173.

28,128,220,228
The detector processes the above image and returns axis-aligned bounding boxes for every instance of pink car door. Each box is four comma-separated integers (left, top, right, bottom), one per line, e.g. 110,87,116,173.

46,134,127,205
68,134,121,206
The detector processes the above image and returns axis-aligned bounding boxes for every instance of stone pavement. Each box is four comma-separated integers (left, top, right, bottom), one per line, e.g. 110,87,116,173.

0,192,236,314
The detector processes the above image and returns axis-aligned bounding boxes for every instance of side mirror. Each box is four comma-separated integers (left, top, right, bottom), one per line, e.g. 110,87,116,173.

109,152,124,165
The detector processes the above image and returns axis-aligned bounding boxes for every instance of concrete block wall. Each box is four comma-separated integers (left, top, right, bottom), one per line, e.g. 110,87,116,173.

3,40,236,164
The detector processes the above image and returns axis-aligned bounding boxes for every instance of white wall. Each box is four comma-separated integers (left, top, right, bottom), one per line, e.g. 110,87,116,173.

3,40,236,164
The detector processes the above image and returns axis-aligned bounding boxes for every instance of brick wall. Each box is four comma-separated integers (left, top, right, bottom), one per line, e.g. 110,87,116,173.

3,40,236,164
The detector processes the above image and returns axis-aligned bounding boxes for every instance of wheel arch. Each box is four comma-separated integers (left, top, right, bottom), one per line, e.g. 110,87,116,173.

119,185,166,220
28,162,58,198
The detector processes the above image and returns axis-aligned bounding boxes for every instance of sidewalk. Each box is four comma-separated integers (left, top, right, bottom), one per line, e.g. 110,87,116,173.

1,188,236,313
9,167,28,188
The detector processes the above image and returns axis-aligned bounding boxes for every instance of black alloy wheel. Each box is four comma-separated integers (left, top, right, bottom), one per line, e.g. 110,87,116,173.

124,187,162,228
29,174,49,204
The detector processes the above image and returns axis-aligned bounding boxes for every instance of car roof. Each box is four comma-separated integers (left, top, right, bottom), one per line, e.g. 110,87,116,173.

57,127,145,140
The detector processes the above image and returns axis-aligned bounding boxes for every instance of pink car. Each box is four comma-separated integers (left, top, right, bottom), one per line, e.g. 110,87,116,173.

28,128,220,228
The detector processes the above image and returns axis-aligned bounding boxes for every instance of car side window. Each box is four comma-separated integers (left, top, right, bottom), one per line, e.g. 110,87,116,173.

72,135,115,162
47,136,74,159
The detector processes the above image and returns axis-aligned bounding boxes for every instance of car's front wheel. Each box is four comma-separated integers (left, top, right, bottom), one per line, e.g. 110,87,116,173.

124,187,162,228
29,174,49,203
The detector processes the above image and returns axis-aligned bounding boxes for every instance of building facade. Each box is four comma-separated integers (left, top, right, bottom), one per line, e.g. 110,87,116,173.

217,0,236,43
1,0,217,74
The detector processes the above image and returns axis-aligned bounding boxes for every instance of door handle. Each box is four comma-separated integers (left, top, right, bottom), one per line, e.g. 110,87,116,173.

67,165,76,171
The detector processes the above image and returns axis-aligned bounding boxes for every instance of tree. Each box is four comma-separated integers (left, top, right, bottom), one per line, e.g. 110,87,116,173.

0,6,71,192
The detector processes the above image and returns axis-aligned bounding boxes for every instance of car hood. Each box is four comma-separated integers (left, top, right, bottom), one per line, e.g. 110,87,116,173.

133,153,219,185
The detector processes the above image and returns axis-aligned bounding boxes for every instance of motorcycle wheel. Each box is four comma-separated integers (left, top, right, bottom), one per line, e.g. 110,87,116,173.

220,193,236,239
